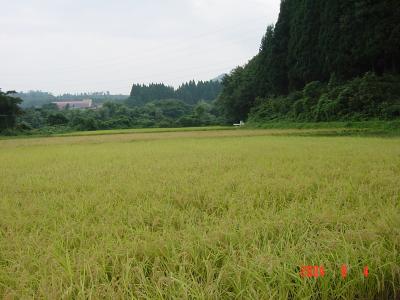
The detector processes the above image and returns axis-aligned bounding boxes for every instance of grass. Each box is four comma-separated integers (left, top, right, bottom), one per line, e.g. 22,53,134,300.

57,126,234,137
0,126,233,140
248,120,400,134
2,120,400,140
0,128,399,299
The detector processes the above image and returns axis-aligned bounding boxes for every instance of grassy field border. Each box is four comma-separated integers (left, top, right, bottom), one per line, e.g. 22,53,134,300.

247,120,400,129
57,126,234,137
0,126,235,140
1,121,400,140
246,120,400,137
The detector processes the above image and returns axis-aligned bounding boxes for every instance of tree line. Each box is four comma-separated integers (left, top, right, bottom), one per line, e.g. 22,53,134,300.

0,79,224,134
126,80,222,106
14,100,221,133
217,0,400,122
15,91,128,108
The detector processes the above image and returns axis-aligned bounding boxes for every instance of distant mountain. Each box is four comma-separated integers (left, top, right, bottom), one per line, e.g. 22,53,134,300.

14,91,55,108
211,74,227,83
15,91,128,108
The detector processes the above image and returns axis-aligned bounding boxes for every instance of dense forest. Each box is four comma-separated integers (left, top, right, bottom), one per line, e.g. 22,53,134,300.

217,0,400,122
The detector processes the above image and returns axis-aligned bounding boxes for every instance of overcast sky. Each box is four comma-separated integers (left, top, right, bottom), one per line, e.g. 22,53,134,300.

0,0,281,95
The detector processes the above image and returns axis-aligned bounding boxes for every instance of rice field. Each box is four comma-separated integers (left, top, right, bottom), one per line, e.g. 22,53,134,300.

0,128,399,299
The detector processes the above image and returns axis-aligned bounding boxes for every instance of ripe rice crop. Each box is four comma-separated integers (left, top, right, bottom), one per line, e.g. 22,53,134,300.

0,129,399,299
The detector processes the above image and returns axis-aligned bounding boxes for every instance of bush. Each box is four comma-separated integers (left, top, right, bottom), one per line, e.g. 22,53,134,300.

47,113,69,126
249,73,400,122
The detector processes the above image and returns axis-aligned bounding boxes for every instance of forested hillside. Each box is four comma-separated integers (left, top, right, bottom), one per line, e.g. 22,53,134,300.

218,0,400,122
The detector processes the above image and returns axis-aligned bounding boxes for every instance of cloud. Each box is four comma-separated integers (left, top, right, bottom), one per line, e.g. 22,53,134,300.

0,0,280,94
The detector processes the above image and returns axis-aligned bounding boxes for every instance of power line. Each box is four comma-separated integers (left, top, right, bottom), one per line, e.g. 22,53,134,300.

5,15,268,77
43,58,243,91
6,29,263,89
3,16,270,93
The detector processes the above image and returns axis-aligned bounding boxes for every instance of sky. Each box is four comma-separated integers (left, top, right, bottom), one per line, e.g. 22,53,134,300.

0,0,281,95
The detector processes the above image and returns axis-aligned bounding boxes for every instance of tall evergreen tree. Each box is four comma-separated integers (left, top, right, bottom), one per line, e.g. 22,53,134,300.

0,90,23,130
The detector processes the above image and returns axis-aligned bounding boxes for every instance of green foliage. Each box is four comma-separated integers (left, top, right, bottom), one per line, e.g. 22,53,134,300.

249,74,400,123
175,80,222,105
16,98,222,135
216,61,259,122
126,83,175,106
5,79,222,136
126,80,222,107
47,112,69,126
0,89,23,131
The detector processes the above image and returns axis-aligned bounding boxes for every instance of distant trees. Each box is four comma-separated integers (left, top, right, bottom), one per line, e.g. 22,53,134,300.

15,91,128,108
0,90,23,130
14,90,55,108
218,0,400,122
3,79,224,135
16,97,222,133
126,80,222,107
175,80,222,105
126,84,175,106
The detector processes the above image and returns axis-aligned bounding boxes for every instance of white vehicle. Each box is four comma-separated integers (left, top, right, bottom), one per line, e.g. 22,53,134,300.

233,121,245,127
